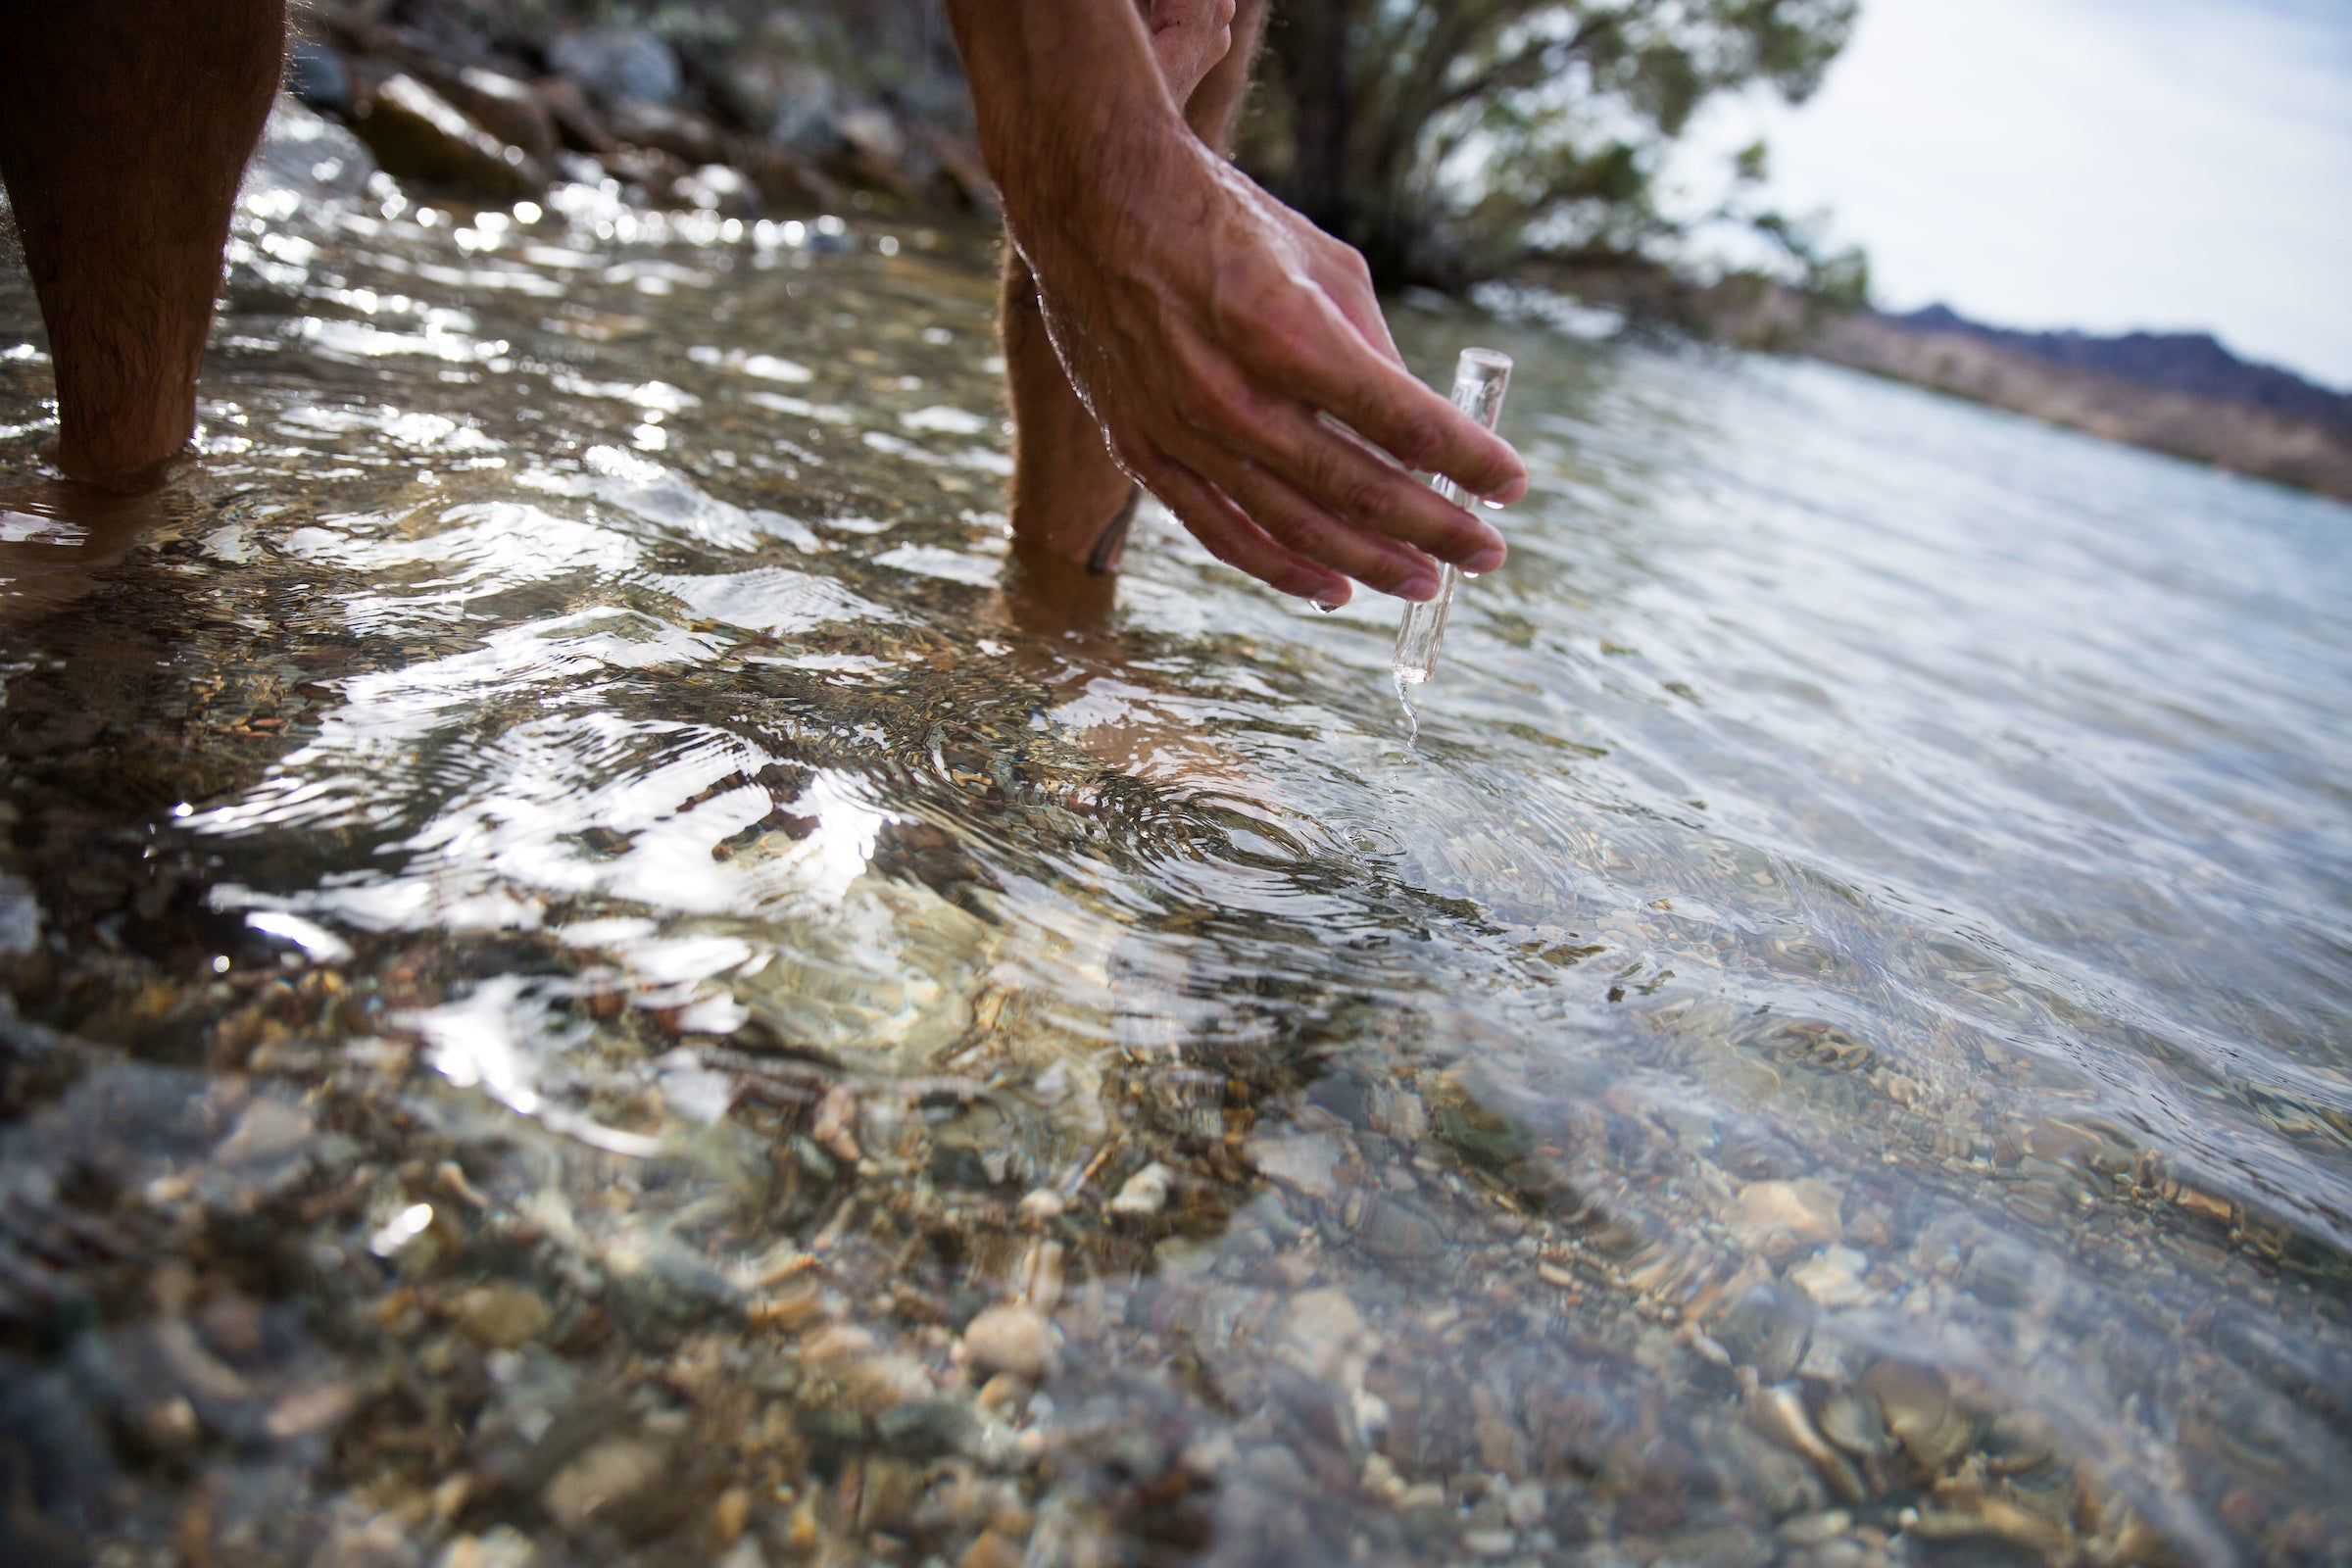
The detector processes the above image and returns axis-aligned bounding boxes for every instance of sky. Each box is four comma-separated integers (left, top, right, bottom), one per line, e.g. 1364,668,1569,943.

1689,0,2352,390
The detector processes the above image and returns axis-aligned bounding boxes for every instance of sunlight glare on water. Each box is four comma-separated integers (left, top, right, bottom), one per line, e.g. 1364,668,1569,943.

0,103,2348,1568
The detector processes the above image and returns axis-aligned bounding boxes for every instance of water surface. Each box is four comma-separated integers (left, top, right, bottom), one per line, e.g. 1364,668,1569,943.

0,106,2347,1568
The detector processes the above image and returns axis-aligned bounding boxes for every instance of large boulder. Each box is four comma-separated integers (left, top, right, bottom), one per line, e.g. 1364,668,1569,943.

606,101,726,168
350,74,539,199
745,146,843,216
533,76,620,156
548,29,682,106
441,68,558,160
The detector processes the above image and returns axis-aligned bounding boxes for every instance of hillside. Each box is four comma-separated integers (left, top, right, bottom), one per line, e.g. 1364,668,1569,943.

1807,310,2352,503
1891,307,2352,435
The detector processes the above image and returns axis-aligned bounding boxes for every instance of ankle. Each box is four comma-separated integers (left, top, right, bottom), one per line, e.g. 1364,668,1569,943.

51,410,195,493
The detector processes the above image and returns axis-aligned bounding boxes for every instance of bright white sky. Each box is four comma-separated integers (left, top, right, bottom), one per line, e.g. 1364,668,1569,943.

1688,0,2352,390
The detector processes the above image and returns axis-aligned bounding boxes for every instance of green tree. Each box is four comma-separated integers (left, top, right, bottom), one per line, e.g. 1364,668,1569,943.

1250,0,1860,287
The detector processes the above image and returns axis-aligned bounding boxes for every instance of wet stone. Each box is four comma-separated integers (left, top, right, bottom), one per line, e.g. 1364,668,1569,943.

458,1284,553,1349
1107,1161,1173,1219
542,1435,671,1534
1250,1130,1342,1200
874,1396,979,1459
1725,1179,1843,1257
962,1302,1057,1380
1781,1509,1854,1546
1712,1283,1813,1381
0,75,2344,1568
1354,1195,1447,1261
350,75,537,200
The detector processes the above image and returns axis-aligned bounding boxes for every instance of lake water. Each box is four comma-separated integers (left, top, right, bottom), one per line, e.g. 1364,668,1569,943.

1,105,2347,1568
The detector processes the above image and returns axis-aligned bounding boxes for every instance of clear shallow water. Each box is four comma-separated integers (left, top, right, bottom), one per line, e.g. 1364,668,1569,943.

0,106,2348,1568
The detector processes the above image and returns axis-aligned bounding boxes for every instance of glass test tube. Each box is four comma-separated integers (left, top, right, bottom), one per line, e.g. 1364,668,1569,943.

1393,348,1513,685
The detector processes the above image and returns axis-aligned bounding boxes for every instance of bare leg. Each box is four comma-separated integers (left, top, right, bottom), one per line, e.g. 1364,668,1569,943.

0,0,285,490
1003,0,1265,572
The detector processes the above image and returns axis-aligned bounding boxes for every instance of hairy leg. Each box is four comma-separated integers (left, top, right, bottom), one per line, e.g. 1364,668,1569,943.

0,0,285,490
1003,0,1264,572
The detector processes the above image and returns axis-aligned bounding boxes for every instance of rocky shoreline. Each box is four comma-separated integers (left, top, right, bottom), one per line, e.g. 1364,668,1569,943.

290,1,996,225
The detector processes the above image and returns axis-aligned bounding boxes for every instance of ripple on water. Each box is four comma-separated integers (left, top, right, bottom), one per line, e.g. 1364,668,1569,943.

0,95,2347,1568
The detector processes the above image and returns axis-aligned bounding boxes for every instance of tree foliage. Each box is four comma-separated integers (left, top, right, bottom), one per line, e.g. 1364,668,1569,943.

1250,0,1861,288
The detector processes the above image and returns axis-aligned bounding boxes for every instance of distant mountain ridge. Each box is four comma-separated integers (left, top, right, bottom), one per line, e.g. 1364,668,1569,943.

1890,305,2352,435
1803,305,2352,502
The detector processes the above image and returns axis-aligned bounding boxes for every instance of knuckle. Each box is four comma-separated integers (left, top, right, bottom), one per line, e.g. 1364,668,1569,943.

1169,380,1215,430
1266,506,1339,562
1393,410,1449,464
1167,349,1242,432
1334,471,1392,525
1245,298,1321,362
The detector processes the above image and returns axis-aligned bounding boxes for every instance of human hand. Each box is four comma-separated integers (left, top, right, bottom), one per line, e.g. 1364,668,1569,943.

1145,0,1238,105
1015,136,1527,606
948,0,1528,606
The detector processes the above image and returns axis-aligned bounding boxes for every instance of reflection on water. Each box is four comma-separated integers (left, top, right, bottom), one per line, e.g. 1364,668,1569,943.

1,104,2349,1568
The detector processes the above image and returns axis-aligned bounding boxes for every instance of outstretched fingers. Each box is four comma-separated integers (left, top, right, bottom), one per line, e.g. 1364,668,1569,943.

1128,450,1353,606
1221,400,1505,573
1181,444,1442,600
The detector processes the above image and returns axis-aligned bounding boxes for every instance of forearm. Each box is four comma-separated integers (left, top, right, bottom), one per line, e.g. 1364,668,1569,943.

943,0,1191,234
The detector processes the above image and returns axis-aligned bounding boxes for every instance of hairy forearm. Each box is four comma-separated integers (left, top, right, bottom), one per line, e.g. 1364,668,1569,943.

943,0,1192,233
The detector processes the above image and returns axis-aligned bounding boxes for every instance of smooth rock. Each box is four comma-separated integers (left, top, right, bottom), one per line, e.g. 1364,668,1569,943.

1816,1388,1890,1457
963,1302,1057,1380
960,1530,1026,1568
1250,1132,1341,1200
1780,1509,1853,1546
1281,1288,1364,1380
1108,1162,1173,1219
1789,1245,1873,1306
213,1097,314,1167
535,75,619,154
838,1352,935,1415
1724,1178,1842,1257
1862,1360,1975,1470
541,1436,669,1532
1015,1188,1064,1223
747,146,839,214
446,69,558,160
676,164,757,217
549,29,682,106
875,1397,978,1459
608,101,725,166
440,1528,539,1568
1663,1523,1773,1568
352,74,536,199
1354,1195,1446,1261
458,1283,553,1349
248,99,378,206
803,1324,878,1362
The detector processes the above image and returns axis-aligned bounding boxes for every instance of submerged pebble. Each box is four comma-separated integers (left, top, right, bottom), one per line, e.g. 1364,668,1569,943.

0,91,2341,1568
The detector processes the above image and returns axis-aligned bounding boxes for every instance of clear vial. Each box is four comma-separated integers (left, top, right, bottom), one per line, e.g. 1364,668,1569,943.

1394,348,1513,686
